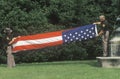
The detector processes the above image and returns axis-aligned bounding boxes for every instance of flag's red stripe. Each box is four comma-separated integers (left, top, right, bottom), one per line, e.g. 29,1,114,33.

13,31,63,43
12,40,63,53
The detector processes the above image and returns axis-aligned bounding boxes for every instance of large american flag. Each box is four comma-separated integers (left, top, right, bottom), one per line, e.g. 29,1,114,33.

11,24,98,53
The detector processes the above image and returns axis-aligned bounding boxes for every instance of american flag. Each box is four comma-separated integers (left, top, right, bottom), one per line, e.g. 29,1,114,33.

11,24,98,53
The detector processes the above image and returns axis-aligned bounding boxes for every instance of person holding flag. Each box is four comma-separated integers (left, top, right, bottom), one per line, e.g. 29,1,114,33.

93,15,111,57
4,27,16,68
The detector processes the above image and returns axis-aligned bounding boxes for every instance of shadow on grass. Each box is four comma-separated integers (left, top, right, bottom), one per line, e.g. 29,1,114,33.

0,60,100,68
17,60,99,67
83,60,100,68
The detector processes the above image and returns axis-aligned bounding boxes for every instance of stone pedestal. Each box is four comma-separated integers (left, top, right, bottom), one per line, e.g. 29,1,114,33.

97,57,120,68
96,17,120,68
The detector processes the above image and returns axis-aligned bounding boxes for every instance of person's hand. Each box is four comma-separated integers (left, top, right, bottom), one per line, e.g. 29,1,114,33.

98,30,104,36
93,23,97,25
9,36,21,45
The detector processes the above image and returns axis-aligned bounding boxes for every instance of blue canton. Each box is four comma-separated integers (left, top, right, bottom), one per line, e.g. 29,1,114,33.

62,24,97,43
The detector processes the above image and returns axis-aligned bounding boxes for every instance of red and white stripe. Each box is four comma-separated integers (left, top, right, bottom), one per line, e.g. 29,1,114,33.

12,31,63,53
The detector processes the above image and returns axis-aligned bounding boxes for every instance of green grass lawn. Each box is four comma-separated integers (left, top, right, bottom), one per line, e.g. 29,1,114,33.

0,60,120,79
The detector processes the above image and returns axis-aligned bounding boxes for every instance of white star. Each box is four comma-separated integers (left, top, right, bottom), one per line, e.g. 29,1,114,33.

78,34,81,36
87,34,89,37
65,40,67,42
81,31,83,33
85,38,87,40
89,31,92,33
67,37,70,39
90,36,93,38
64,35,66,37
70,39,73,41
91,27,94,30
76,38,79,40
81,36,84,38
86,29,89,31
92,33,95,35
73,35,75,38
84,32,86,35
70,33,72,36
75,32,78,34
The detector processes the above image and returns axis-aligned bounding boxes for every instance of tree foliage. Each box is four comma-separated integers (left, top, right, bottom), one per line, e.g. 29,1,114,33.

0,0,119,63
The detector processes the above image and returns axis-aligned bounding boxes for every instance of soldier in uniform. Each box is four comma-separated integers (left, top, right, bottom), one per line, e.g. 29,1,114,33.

4,27,15,68
93,15,111,57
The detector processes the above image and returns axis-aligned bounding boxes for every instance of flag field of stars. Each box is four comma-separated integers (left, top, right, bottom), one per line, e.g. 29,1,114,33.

62,24,97,43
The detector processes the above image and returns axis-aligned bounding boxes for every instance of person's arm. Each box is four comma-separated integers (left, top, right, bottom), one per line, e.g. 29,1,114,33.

93,22,101,25
98,30,104,36
9,36,21,45
93,21,104,36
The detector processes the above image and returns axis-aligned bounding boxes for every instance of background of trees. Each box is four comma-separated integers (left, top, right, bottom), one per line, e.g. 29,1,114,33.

0,0,119,63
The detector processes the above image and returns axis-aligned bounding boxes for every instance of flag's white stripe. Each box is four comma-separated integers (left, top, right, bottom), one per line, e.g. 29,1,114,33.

95,25,98,36
13,36,62,47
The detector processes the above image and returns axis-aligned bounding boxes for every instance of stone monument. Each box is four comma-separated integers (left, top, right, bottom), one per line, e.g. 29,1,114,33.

97,16,120,68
